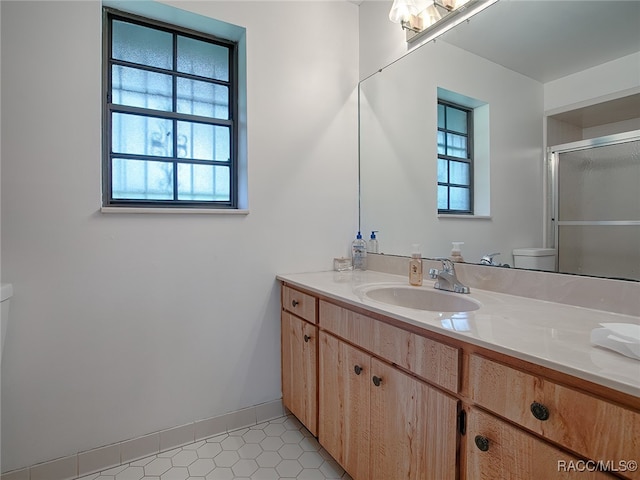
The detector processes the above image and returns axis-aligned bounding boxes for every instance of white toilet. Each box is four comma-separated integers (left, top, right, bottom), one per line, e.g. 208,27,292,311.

1,283,13,360
512,248,556,272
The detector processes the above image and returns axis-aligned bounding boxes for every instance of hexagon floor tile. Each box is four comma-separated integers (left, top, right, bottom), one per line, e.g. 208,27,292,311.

76,415,352,480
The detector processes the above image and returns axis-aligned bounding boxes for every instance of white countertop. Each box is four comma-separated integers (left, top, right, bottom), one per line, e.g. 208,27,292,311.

277,270,640,398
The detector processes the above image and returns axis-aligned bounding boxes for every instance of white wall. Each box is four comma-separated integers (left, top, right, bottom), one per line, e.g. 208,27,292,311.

544,52,640,114
358,0,409,81
0,0,359,471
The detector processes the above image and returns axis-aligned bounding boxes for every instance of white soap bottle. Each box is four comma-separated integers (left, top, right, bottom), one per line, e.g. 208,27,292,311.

368,231,379,254
352,231,367,270
409,245,423,286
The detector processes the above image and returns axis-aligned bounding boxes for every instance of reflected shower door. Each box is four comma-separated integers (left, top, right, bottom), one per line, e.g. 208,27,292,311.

554,133,640,281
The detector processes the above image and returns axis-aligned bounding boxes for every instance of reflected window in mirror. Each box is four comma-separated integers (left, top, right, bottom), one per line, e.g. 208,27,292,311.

437,100,473,214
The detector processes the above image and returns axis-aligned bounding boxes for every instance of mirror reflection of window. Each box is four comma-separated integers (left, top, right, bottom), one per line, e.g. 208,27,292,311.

437,100,473,214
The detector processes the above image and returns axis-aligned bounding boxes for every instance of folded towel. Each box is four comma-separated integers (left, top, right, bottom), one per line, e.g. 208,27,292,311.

591,323,640,361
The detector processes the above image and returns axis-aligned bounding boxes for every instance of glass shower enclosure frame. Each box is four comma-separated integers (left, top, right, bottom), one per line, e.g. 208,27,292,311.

548,130,640,281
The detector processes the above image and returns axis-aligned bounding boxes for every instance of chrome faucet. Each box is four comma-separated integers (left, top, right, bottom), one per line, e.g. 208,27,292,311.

429,258,470,294
480,252,501,266
479,252,511,268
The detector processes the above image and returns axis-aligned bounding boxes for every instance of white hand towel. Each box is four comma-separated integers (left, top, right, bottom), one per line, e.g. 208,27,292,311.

591,323,640,361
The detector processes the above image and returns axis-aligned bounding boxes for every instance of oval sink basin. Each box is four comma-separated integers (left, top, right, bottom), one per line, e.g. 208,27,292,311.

358,284,480,312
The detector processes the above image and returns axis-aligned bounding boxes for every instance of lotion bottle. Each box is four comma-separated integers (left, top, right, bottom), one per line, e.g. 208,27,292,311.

351,231,367,270
409,245,423,286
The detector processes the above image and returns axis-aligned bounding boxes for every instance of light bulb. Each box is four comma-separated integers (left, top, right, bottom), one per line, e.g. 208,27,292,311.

389,0,421,24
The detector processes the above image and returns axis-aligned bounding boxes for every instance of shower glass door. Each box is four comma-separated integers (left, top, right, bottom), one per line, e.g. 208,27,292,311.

551,131,640,281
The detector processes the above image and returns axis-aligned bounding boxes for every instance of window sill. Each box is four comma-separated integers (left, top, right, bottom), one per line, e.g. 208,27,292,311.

438,214,492,220
101,207,249,215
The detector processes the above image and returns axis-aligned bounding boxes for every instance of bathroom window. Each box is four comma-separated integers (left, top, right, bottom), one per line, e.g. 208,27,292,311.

103,9,239,209
437,100,473,214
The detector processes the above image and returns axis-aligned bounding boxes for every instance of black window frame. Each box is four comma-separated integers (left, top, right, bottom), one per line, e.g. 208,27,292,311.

102,8,239,209
437,100,474,215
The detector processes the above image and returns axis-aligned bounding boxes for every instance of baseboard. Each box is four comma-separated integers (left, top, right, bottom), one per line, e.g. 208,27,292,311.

1,399,284,480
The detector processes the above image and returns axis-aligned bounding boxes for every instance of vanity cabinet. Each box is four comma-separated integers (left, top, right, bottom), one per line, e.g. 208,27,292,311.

281,286,318,436
318,302,459,480
279,280,639,480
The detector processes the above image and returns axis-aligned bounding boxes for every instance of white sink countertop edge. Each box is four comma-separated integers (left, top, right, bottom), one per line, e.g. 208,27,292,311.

277,270,640,398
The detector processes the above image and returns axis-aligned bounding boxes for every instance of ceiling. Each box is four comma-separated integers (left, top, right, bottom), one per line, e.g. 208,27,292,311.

438,0,640,83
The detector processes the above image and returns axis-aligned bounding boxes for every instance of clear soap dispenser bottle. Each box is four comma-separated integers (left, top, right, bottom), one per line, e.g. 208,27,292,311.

368,231,379,254
352,231,367,270
409,244,423,286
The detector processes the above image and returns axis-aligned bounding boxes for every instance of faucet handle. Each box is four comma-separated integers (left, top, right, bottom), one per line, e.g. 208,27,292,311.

439,258,455,272
428,268,439,279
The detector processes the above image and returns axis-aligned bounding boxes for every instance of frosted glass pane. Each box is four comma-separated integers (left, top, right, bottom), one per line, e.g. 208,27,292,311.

176,78,229,119
177,36,229,81
446,106,467,134
176,122,230,162
450,187,470,210
446,133,467,159
437,186,448,209
112,65,172,112
112,158,174,200
112,113,173,157
558,140,640,221
112,20,172,70
437,104,445,129
437,159,448,183
437,131,446,155
558,225,640,280
450,160,470,185
178,164,230,201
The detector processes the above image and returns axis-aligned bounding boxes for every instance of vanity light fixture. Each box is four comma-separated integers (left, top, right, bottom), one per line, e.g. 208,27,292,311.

389,0,499,44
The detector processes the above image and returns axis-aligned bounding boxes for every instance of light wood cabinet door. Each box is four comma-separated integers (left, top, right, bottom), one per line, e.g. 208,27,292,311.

370,358,458,480
281,312,317,436
319,332,371,480
466,407,614,480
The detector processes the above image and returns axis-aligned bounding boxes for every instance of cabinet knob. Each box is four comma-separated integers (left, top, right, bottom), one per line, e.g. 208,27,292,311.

354,365,363,375
372,375,382,387
530,401,550,421
304,334,311,343
474,435,490,452
292,300,299,307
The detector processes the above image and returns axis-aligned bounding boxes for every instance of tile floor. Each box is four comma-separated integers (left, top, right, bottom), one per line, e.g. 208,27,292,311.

75,415,352,480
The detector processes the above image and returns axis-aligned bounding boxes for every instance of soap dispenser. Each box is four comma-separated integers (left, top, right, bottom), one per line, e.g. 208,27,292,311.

351,231,367,270
368,231,379,254
409,244,423,286
450,242,465,263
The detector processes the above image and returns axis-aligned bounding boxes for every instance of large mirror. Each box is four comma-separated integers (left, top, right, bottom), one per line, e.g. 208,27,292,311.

359,0,640,280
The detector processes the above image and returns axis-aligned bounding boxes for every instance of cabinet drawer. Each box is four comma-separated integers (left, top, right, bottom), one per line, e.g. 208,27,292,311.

470,355,640,479
320,300,459,392
467,407,613,479
282,285,317,323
